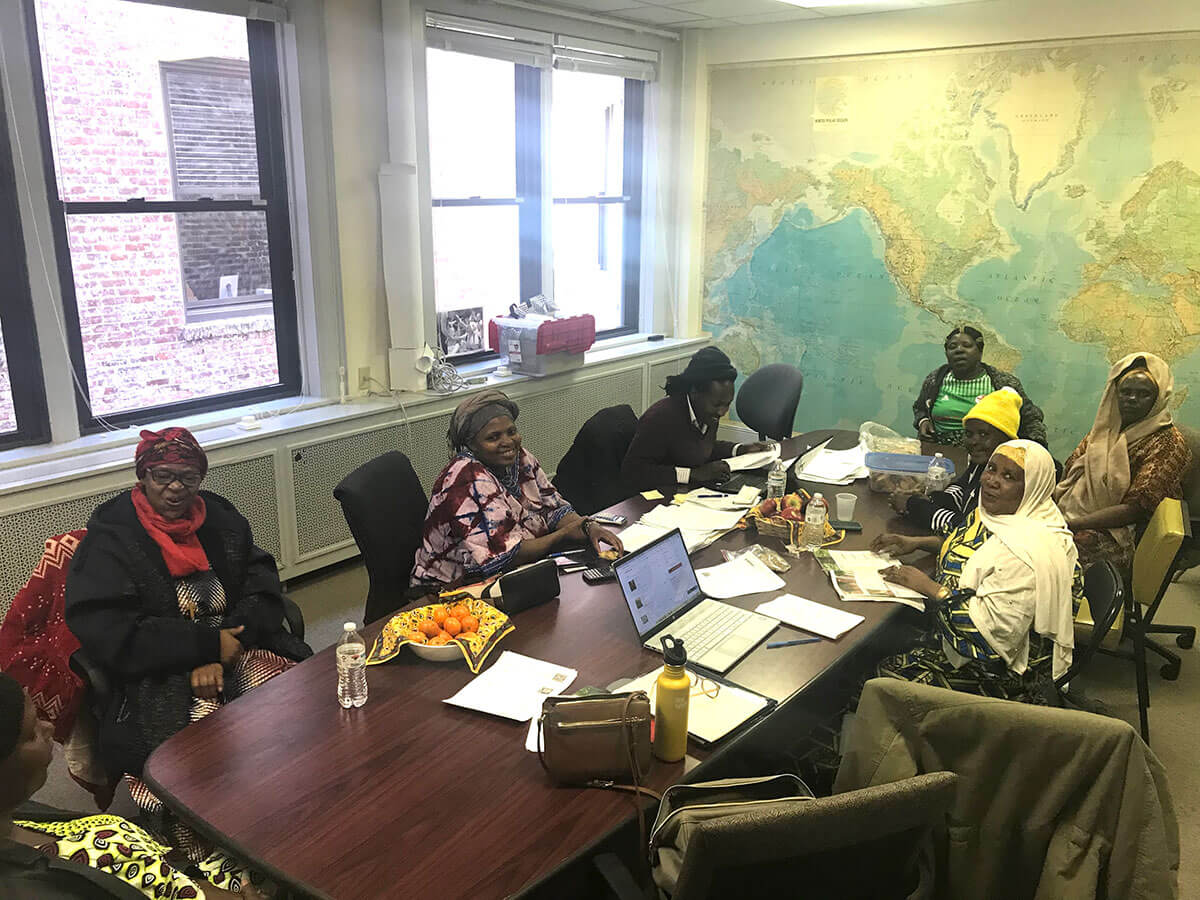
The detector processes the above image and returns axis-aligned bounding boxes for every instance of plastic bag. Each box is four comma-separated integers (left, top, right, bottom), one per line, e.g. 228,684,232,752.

721,543,791,573
859,421,921,456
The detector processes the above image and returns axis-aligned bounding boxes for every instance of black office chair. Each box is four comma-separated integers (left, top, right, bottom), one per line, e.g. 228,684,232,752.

595,772,957,900
735,364,804,441
554,404,639,515
1055,561,1124,700
334,450,428,625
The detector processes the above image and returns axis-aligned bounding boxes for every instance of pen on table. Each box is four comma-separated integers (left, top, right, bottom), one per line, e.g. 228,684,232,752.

766,638,822,649
694,492,725,498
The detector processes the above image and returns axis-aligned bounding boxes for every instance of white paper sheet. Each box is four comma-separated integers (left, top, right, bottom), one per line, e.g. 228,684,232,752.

683,485,761,510
641,502,746,534
618,668,770,744
755,593,865,640
725,446,782,472
795,444,869,484
695,554,786,600
444,651,577,722
618,522,719,554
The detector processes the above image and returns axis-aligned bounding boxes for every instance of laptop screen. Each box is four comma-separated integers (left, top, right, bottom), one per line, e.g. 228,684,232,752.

614,529,703,639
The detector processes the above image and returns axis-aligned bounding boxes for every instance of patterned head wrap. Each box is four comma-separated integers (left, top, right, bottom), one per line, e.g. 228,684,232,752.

0,670,26,760
134,427,208,479
447,390,520,455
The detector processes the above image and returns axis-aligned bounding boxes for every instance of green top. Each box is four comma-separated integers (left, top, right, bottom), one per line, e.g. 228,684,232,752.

931,370,992,436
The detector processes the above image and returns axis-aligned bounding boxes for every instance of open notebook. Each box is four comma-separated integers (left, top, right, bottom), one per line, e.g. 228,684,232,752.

617,668,772,745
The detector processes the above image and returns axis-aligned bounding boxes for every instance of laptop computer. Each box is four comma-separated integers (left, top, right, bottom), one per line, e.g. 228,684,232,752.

613,528,778,674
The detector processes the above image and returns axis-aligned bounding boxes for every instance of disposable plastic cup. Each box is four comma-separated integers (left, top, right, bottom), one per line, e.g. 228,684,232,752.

835,493,857,521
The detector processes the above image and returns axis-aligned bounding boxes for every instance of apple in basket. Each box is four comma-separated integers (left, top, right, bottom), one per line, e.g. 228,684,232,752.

758,497,778,517
782,493,805,512
779,506,805,522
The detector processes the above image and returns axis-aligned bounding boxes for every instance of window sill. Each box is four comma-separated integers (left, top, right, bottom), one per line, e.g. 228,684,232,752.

0,334,706,496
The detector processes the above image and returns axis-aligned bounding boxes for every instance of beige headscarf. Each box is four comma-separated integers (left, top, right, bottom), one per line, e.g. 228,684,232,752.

1053,353,1174,552
965,441,1078,680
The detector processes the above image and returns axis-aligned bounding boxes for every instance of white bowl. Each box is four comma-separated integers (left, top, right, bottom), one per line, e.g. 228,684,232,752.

409,641,465,663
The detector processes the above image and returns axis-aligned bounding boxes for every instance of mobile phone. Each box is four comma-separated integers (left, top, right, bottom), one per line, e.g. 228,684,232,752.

829,519,863,532
591,514,628,526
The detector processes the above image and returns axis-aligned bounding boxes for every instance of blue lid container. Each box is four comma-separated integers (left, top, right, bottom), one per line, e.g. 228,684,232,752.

865,451,956,477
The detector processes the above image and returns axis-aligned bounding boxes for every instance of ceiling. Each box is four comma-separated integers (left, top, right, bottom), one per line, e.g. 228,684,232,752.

536,0,986,30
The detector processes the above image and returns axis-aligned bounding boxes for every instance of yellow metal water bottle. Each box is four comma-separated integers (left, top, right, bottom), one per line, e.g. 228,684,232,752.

653,635,690,763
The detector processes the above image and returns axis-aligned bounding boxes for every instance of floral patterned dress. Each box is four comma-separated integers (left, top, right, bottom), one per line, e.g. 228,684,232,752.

411,448,575,585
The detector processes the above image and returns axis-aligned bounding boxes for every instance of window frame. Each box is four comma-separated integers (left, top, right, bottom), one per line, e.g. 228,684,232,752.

425,40,647,359
23,1,301,433
0,76,51,451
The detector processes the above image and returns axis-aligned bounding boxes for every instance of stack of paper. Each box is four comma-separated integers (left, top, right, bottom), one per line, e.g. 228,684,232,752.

694,553,786,599
794,441,869,485
617,522,716,554
755,593,864,639
726,446,781,472
815,549,926,611
619,492,752,554
683,485,761,510
445,651,577,722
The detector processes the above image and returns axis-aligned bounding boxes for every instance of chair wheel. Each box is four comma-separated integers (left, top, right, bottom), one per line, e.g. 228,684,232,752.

1177,633,1195,649
1160,661,1181,681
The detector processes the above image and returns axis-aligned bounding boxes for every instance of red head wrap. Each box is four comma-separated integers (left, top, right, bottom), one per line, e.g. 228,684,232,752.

134,427,208,479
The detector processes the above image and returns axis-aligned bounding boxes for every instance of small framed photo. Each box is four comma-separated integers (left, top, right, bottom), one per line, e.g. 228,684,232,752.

218,274,239,299
437,307,485,357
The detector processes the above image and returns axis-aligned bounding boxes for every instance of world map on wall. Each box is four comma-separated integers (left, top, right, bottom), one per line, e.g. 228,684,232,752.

703,36,1200,455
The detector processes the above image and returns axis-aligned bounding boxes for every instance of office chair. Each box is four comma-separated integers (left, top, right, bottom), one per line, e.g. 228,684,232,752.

334,450,428,624
1099,498,1189,744
554,404,639,514
734,364,804,441
1055,561,1124,700
595,772,957,900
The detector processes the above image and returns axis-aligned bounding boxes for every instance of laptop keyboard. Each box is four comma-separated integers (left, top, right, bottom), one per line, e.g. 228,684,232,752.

676,606,749,658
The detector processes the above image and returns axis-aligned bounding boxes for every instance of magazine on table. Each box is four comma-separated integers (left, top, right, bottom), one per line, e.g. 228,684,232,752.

814,549,926,612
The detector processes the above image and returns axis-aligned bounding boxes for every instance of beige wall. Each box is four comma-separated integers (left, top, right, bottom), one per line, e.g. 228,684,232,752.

323,0,392,387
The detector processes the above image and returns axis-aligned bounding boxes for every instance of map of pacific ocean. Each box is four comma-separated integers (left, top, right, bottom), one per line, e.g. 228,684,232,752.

703,37,1200,455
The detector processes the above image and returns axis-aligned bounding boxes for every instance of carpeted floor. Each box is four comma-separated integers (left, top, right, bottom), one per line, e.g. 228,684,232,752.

34,560,1199,894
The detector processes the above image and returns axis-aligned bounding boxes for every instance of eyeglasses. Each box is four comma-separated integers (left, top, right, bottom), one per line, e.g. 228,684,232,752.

148,468,202,489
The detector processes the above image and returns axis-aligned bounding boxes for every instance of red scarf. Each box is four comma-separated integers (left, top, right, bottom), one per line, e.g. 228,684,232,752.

131,486,211,578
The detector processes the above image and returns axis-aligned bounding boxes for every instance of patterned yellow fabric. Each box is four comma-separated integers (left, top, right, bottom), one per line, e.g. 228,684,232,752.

13,814,258,898
367,593,513,673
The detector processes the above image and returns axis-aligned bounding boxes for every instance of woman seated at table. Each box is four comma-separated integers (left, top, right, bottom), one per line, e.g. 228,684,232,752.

621,347,772,492
914,325,1047,447
0,671,268,899
65,428,311,844
891,387,1022,535
871,440,1083,701
1054,352,1192,572
412,390,623,586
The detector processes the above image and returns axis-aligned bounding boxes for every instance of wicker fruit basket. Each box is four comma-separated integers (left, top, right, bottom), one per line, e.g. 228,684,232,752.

744,490,841,546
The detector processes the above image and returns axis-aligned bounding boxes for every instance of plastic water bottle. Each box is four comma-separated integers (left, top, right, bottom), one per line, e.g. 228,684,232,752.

766,459,787,500
337,622,368,708
802,492,828,550
925,453,952,496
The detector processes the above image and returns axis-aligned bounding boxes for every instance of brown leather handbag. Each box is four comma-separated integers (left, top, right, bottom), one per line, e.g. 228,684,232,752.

537,691,652,786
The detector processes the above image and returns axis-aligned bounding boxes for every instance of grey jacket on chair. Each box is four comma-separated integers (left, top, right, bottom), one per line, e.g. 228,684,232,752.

835,679,1179,900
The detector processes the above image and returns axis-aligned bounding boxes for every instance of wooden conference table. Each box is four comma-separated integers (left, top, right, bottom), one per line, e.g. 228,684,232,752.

144,429,958,899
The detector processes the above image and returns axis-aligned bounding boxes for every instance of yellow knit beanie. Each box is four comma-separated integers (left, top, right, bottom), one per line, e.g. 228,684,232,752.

963,386,1022,438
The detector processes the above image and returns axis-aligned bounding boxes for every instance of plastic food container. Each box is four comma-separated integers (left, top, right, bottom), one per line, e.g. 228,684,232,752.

865,452,956,494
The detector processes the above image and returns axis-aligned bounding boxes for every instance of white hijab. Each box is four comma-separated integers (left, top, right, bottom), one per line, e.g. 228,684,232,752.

1054,353,1174,538
969,440,1078,679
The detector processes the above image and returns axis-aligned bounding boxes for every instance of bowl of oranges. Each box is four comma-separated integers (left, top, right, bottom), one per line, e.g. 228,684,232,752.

406,600,483,662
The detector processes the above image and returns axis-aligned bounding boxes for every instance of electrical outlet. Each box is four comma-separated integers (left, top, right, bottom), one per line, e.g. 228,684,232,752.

357,366,372,392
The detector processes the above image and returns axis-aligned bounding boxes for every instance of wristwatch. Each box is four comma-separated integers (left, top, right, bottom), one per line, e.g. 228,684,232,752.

580,518,594,539
935,586,952,602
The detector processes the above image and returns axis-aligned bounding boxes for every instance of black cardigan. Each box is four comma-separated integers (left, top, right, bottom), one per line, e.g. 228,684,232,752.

65,490,311,776
913,362,1047,446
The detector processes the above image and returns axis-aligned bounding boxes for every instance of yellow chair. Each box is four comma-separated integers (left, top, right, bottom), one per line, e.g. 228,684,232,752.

1109,498,1190,744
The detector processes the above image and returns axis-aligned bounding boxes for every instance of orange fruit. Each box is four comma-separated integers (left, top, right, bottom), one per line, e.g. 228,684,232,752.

450,604,470,620
432,607,449,626
428,633,449,646
444,617,462,636
459,614,479,633
404,630,427,644
418,619,440,638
